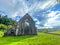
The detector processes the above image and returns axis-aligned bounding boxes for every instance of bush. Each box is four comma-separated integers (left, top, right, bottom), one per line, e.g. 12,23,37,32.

7,25,12,28
0,24,12,31
0,24,7,30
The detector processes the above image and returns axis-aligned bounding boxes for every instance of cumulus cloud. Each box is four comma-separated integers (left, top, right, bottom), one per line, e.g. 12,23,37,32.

37,0,57,9
0,0,57,17
0,0,59,28
48,11,57,18
44,11,60,28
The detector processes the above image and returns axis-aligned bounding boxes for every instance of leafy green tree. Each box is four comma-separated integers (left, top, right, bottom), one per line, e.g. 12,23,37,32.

0,14,16,26
0,14,16,31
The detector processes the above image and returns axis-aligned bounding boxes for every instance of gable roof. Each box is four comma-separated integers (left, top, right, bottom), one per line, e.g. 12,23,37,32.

19,13,34,22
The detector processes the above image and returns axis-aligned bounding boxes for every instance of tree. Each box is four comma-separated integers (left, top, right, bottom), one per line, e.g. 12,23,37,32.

0,14,16,31
0,14,16,26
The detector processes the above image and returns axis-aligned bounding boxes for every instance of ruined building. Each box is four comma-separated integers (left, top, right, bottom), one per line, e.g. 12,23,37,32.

4,13,37,36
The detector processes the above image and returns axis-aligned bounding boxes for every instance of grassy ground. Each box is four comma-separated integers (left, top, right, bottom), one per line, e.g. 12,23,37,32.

0,31,4,37
49,30,60,34
0,31,60,45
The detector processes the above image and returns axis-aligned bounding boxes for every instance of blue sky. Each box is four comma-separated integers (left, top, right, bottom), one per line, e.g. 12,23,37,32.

0,0,60,29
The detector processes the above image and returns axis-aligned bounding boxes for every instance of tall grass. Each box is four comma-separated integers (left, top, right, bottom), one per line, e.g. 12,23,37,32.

0,31,60,45
50,30,60,34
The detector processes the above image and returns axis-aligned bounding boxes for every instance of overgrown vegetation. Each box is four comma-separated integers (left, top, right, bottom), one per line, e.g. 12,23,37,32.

0,14,16,31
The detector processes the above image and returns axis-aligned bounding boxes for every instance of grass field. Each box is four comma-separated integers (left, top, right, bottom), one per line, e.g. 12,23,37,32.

0,31,60,45
49,30,60,34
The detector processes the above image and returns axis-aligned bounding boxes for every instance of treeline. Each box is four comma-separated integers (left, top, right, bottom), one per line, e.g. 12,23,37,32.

0,14,16,31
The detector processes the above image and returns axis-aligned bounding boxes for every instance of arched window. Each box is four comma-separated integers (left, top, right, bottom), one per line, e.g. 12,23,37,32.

24,19,30,34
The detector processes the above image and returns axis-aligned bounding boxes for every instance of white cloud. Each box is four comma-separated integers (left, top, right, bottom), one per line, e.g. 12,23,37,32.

48,11,58,18
13,0,57,17
44,11,60,28
34,18,38,21
0,0,59,29
12,11,19,17
38,0,57,9
10,0,29,17
36,21,40,25
0,0,57,18
44,23,53,28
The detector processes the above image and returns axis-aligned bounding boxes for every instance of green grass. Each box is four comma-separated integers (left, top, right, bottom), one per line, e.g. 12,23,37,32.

0,31,4,37
0,31,60,45
50,30,60,34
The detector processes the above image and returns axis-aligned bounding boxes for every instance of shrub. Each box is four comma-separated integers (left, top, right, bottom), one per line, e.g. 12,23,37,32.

7,25,12,28
0,24,7,30
0,24,12,31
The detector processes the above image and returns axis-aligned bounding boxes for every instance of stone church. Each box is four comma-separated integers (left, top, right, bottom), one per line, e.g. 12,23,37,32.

4,13,37,36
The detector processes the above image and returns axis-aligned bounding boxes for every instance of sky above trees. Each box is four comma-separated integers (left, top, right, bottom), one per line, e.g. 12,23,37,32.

0,0,60,28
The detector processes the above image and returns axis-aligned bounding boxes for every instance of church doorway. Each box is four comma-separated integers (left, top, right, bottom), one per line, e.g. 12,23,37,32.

24,19,30,35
